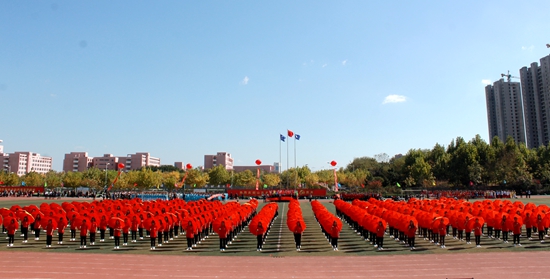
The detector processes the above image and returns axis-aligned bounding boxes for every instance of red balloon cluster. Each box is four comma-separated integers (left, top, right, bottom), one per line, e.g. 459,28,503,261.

330,161,337,167
311,200,342,238
255,159,262,166
186,163,192,170
249,203,278,236
286,199,306,233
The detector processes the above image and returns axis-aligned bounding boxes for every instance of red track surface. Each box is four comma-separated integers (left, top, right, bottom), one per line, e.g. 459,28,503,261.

0,250,548,279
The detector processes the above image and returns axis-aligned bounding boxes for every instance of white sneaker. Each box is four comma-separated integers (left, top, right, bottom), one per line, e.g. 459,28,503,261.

518,244,522,246
83,245,86,248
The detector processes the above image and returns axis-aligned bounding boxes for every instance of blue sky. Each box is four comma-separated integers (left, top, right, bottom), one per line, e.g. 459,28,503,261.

1,1,549,172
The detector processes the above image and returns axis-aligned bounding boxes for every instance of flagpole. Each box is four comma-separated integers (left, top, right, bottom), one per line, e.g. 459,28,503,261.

294,135,297,193
286,132,289,189
279,135,282,174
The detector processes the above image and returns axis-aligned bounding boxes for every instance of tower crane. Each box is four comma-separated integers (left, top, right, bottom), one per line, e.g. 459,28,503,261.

501,70,519,82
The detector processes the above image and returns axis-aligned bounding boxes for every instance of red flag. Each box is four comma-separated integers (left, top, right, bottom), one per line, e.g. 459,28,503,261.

287,130,294,137
255,168,260,191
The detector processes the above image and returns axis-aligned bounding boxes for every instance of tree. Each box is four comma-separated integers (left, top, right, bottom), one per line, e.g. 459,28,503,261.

262,173,281,187
233,170,255,188
62,171,83,188
186,169,209,188
0,171,20,186
22,172,44,186
162,171,181,190
208,165,230,186
81,167,103,192
304,173,320,188
44,171,63,188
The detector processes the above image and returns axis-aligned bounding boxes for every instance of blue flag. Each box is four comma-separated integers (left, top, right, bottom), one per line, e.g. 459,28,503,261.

21,181,26,186
295,134,301,140
280,134,286,142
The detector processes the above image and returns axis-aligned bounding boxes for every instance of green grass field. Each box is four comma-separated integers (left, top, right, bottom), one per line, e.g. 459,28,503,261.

1,197,550,257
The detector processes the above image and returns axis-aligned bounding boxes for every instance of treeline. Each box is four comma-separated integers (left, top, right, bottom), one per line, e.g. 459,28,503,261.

1,135,548,193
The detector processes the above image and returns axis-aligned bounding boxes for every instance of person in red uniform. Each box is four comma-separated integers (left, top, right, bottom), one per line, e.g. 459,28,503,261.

438,218,447,248
89,217,97,245
185,220,194,251
329,220,340,251
58,216,67,244
376,221,385,251
525,212,533,240
79,219,88,248
407,220,417,250
33,214,42,240
122,219,130,246
256,221,265,251
6,219,17,247
501,215,509,243
130,215,139,243
293,221,304,251
45,219,55,248
537,214,545,243
113,220,122,249
218,220,228,251
513,216,522,247
69,215,77,241
474,218,483,247
21,216,30,243
99,215,107,242
149,220,158,250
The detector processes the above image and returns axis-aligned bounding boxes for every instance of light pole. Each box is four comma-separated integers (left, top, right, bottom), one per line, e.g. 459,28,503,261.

104,163,110,189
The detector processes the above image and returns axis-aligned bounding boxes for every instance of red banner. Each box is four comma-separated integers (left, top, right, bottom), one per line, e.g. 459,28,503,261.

227,189,326,197
0,186,45,193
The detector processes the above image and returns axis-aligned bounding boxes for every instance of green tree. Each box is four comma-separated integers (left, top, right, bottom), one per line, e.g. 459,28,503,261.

22,171,44,186
262,173,281,187
208,165,230,186
44,170,63,188
186,168,209,188
234,170,255,188
62,171,83,188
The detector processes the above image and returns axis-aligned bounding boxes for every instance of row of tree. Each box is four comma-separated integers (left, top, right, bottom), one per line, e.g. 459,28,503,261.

1,135,549,193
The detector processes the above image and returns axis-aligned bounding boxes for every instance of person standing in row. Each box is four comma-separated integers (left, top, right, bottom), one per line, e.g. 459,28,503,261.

537,214,545,243
474,218,483,247
376,221,385,251
45,219,55,248
130,216,139,243
21,216,30,243
99,215,107,242
293,221,303,251
512,216,522,247
33,215,42,240
79,219,88,248
438,219,447,248
407,220,417,250
256,222,265,251
331,221,340,251
186,220,195,251
58,216,67,244
6,219,17,247
70,215,77,242
113,220,122,249
149,220,157,250
218,221,228,252
89,217,97,245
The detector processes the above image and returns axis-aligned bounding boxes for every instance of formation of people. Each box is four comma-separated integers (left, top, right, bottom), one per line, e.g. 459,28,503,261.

2,196,550,252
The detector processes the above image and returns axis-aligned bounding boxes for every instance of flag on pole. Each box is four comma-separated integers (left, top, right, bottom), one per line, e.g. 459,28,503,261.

295,134,300,140
280,134,286,142
287,130,294,137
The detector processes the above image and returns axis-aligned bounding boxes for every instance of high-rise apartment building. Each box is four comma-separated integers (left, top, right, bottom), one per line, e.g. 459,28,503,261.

1,151,53,176
485,79,526,144
519,54,550,148
63,152,161,172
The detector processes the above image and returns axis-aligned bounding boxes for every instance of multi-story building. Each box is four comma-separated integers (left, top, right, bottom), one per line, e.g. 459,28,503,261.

63,152,161,172
1,151,52,176
63,152,93,172
233,165,276,173
485,79,526,145
520,54,550,148
204,152,234,170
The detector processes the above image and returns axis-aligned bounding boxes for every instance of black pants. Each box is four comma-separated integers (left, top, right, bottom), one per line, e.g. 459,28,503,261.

8,234,14,245
495,229,501,239
114,236,120,247
257,235,263,249
376,236,383,248
331,237,338,248
440,235,445,246
150,237,156,248
131,230,137,241
123,233,128,244
71,229,76,239
408,236,415,247
58,232,64,242
513,234,520,244
539,230,544,240
294,233,302,248
22,227,28,241
35,229,40,239
527,228,532,238
475,235,481,245
158,232,163,245
80,235,87,246
187,237,193,249
219,237,227,249
465,232,471,242
164,231,169,242
503,231,509,242
100,229,105,240
90,232,96,243
139,228,143,238
46,235,52,246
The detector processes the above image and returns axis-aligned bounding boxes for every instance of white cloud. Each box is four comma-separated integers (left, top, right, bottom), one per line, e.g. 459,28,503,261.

342,60,347,66
322,64,327,68
382,95,407,104
241,76,249,85
481,79,492,85
522,45,534,51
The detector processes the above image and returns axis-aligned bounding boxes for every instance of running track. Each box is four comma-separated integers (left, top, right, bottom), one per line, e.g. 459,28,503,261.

0,251,547,278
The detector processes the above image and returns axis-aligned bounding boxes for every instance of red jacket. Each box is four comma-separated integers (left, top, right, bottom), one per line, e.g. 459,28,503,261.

7,222,17,235
150,226,158,238
376,224,385,237
407,224,417,238
89,221,97,233
131,219,139,231
474,223,482,236
513,221,522,235
114,225,122,237
79,223,88,236
537,219,545,231
46,223,55,236
99,219,108,230
218,226,228,238
185,224,195,238
58,219,67,234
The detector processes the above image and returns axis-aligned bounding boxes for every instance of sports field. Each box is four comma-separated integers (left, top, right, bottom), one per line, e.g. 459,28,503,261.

1,196,549,278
